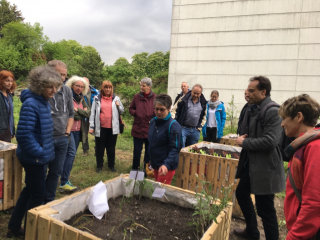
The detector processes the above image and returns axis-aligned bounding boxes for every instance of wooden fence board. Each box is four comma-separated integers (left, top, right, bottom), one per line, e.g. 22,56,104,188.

189,154,199,191
51,220,65,240
3,149,13,210
25,209,38,240
64,226,79,240
175,152,184,188
37,215,51,240
182,152,191,190
13,152,22,206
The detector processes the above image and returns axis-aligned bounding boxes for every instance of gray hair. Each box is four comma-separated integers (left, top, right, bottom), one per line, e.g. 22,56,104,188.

65,76,89,95
48,60,67,69
28,66,63,96
154,94,172,110
210,90,219,96
140,77,152,87
192,84,203,92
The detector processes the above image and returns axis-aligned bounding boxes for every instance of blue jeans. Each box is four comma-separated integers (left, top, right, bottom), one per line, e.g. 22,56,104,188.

8,162,46,231
181,127,200,148
45,135,69,203
61,131,81,186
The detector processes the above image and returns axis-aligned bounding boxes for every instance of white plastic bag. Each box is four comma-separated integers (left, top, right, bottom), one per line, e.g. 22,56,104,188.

86,181,109,220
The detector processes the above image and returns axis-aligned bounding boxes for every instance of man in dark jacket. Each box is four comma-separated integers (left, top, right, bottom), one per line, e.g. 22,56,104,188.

237,89,250,136
173,82,189,105
234,76,286,240
175,84,207,148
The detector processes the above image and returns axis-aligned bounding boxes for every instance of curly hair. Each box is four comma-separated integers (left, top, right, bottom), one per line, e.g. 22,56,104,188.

0,70,17,93
65,76,89,95
27,66,63,96
279,94,320,127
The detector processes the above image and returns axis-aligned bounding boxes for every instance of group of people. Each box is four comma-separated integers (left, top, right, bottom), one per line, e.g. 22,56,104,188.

1,63,319,239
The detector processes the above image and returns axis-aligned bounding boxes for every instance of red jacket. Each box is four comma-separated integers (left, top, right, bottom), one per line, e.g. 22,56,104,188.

285,131,320,240
129,91,156,139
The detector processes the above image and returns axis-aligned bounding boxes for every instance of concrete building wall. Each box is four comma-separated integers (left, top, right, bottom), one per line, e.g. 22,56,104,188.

168,0,320,110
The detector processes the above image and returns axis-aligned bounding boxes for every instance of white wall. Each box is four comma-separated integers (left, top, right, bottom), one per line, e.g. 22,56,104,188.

168,0,320,110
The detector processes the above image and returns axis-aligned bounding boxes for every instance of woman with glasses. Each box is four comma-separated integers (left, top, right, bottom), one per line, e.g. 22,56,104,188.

0,70,17,142
202,90,226,143
129,77,156,172
148,94,182,184
59,76,90,193
89,81,124,173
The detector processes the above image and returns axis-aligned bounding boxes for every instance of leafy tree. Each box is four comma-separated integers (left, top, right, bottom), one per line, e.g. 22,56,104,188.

0,0,24,35
131,52,148,79
102,57,133,85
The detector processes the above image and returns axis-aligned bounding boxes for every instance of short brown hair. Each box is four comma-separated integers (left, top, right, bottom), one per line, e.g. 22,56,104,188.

0,70,17,93
279,94,320,127
100,80,113,96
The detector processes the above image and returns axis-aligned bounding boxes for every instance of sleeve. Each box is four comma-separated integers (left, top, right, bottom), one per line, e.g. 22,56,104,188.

116,97,124,115
174,101,183,120
242,107,282,151
163,122,182,169
129,95,136,117
171,100,179,119
198,106,207,131
220,104,227,135
77,100,91,118
89,99,96,130
67,88,74,118
286,144,320,240
16,102,44,158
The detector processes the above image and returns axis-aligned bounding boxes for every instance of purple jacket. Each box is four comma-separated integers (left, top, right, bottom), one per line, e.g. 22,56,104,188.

129,91,156,138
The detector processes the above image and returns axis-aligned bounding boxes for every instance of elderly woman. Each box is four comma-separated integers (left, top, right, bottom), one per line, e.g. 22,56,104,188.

89,81,124,173
129,77,156,171
59,76,90,193
279,94,320,240
0,70,17,142
202,90,226,143
148,94,182,184
7,66,62,238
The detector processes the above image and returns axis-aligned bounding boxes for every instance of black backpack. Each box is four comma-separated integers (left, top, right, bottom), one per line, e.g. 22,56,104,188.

256,102,295,162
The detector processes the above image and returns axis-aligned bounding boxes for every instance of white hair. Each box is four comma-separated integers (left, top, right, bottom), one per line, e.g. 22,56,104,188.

140,77,152,87
65,76,89,95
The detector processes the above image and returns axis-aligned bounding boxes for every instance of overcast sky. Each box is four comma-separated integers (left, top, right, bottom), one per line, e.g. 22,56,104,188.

9,0,173,65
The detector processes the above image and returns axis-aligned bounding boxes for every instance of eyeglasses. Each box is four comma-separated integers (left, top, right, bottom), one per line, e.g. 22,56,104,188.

154,107,167,112
74,85,84,89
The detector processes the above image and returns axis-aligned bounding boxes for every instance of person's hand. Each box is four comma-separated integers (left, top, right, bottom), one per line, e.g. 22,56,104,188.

196,128,201,132
74,107,78,112
115,101,119,106
236,134,248,146
84,107,87,110
158,165,168,176
89,129,94,134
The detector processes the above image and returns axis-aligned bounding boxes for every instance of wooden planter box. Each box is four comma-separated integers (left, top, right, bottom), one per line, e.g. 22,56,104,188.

0,141,23,211
220,134,239,147
176,142,254,217
26,175,233,240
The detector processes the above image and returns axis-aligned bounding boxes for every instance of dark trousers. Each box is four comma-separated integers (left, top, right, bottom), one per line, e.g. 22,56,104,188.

8,162,46,231
95,128,117,169
236,166,279,240
132,137,149,170
203,127,219,143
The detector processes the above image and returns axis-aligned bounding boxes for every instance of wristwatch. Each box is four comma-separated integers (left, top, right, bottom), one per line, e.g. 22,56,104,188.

65,132,71,136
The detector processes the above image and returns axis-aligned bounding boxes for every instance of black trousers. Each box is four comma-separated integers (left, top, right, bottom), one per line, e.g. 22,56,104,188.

95,128,117,169
236,166,279,240
132,137,149,170
203,127,219,143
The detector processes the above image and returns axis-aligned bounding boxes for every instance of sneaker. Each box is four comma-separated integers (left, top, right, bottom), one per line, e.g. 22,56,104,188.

59,181,79,193
7,228,24,238
96,167,102,173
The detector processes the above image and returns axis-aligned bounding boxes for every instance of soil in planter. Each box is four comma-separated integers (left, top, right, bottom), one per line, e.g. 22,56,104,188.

191,146,240,159
65,196,199,240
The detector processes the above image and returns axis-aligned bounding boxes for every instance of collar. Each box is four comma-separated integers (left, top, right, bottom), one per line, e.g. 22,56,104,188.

154,112,172,121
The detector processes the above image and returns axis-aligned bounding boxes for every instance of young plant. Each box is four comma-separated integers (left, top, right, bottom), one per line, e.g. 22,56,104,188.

199,149,207,155
225,154,232,158
126,179,155,200
226,94,239,134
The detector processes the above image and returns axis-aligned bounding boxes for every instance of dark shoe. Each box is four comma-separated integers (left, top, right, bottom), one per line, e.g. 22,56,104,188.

96,167,102,173
109,167,116,173
233,228,259,240
7,228,25,238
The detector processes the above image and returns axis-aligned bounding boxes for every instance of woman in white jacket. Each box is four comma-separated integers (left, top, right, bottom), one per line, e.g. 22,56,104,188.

89,81,124,173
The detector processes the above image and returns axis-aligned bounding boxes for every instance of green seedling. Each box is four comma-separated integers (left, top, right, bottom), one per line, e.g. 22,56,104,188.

199,149,207,155
225,154,232,158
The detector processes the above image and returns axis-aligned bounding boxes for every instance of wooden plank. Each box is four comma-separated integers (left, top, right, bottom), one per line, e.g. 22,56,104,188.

189,154,199,192
198,154,206,182
3,149,13,210
175,152,184,189
0,151,3,211
206,156,217,196
64,225,79,240
25,209,39,240
182,152,191,190
79,231,101,240
50,220,65,240
13,152,22,206
37,215,51,240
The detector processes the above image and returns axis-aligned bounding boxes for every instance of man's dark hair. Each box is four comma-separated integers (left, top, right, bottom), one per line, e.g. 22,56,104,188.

154,94,172,110
249,76,271,97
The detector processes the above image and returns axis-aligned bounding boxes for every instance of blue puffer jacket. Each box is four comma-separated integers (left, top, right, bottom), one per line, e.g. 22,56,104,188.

16,89,55,165
148,113,182,170
202,102,226,139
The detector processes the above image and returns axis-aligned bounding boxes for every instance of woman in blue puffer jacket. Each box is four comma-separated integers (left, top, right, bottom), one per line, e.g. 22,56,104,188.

7,66,62,238
202,90,226,143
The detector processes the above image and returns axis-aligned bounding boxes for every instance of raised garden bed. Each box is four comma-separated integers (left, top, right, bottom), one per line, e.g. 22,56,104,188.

26,175,233,240
176,142,254,217
220,134,239,147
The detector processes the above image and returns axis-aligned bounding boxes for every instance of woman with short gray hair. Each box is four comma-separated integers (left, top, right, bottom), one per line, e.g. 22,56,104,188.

148,94,182,184
7,66,62,238
129,77,156,172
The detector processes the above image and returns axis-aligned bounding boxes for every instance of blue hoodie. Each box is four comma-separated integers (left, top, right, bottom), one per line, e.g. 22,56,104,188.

202,102,226,139
16,89,55,165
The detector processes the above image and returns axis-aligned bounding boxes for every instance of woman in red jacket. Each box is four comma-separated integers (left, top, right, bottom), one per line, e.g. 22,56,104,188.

279,94,320,240
129,77,156,171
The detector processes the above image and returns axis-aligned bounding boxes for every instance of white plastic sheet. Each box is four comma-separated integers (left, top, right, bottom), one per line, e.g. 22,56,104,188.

86,181,109,220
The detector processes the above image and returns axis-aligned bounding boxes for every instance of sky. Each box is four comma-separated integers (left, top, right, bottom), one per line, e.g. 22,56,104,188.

9,0,173,65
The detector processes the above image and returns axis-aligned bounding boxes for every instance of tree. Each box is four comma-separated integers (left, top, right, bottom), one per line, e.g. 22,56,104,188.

0,0,24,35
131,52,148,79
